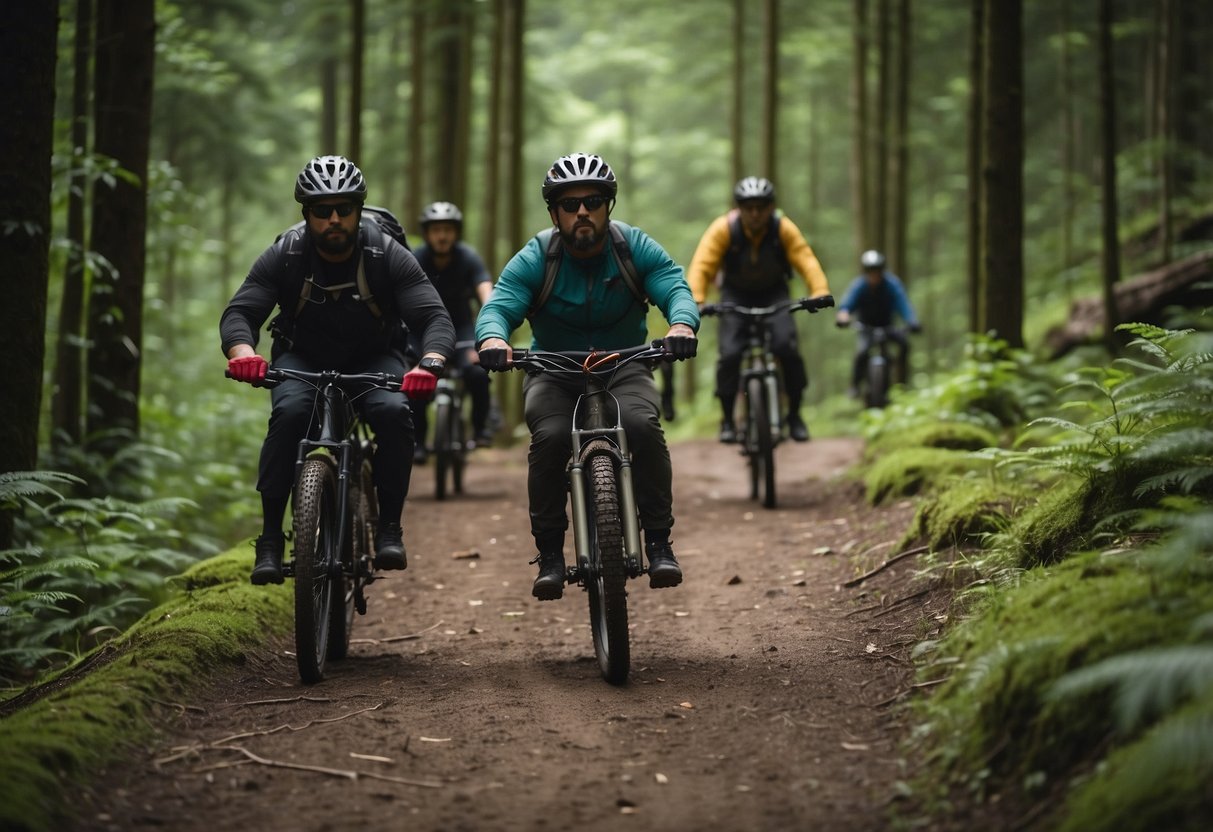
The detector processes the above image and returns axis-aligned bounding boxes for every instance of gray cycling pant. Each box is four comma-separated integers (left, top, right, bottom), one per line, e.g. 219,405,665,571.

522,362,674,545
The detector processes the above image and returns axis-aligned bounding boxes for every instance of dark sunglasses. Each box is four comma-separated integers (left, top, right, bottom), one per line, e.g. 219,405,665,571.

555,194,610,213
309,202,358,219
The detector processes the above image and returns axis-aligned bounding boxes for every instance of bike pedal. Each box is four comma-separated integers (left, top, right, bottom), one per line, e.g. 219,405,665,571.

281,563,295,578
565,565,582,584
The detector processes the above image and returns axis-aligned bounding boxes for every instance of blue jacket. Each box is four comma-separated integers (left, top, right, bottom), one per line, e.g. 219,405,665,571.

476,222,700,351
837,271,919,328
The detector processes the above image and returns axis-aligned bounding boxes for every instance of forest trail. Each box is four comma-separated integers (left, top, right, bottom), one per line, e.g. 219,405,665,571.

75,435,939,832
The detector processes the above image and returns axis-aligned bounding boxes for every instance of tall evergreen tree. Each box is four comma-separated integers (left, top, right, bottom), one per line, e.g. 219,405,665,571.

0,3,57,547
85,0,156,447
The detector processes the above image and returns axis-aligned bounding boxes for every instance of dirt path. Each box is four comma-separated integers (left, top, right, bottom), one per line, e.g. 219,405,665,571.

75,435,933,831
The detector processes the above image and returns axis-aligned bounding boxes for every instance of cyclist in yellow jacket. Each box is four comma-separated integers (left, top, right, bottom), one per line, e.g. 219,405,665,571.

687,176,831,442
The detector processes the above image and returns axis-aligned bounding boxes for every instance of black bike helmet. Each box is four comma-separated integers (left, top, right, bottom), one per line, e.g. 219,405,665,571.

294,155,367,204
733,176,775,203
860,249,886,270
419,201,464,229
542,152,618,204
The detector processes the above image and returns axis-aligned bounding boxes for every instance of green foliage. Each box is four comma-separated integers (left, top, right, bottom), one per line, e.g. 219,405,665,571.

0,548,292,832
894,322,1213,827
907,474,1021,551
0,471,196,683
863,447,981,506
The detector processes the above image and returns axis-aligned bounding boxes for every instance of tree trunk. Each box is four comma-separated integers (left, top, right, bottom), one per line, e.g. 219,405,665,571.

453,6,474,209
888,0,911,280
731,0,744,187
480,0,504,273
86,0,155,446
504,0,525,251
761,0,778,181
405,0,427,229
1156,0,1176,264
321,10,339,153
1059,0,1075,288
52,0,92,451
349,0,364,163
850,0,869,254
965,0,984,333
872,0,890,251
0,3,57,547
980,0,1024,348
436,5,461,200
1098,0,1121,352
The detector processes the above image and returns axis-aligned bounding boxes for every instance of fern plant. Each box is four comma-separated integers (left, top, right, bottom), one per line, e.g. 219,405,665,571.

0,471,196,684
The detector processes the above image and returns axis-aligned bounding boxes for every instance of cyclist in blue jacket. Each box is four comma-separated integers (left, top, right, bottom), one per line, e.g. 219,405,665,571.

834,250,921,397
476,152,699,601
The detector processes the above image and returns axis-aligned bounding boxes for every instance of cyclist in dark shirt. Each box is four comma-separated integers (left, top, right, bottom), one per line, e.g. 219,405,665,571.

221,156,455,585
835,249,921,397
409,201,495,463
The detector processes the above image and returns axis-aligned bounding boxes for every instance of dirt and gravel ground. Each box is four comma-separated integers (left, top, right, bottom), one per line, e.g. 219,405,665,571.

73,434,948,832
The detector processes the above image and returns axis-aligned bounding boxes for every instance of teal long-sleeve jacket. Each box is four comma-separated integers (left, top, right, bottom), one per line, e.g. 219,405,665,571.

475,221,700,351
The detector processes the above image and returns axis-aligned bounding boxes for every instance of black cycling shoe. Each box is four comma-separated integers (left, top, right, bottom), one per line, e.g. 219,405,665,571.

787,413,810,442
646,542,684,589
373,522,407,571
250,534,285,586
412,444,428,465
719,419,738,444
530,551,566,601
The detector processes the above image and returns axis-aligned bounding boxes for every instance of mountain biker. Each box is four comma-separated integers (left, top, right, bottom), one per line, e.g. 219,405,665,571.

687,176,831,443
221,155,455,586
475,152,700,600
409,201,495,464
834,249,921,397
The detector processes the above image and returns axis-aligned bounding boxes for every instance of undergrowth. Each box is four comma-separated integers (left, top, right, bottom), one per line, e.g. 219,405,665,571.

860,323,1213,829
0,549,292,832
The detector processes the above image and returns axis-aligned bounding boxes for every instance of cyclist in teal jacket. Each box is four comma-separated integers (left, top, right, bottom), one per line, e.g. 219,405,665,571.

476,152,699,601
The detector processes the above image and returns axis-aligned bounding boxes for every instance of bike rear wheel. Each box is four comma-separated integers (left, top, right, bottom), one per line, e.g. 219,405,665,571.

585,452,630,685
293,456,339,683
746,376,777,508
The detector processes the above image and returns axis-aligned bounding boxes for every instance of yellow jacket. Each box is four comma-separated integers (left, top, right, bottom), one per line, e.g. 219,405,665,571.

686,211,830,304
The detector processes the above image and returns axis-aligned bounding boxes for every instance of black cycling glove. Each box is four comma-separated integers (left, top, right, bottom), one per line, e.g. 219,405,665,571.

479,348,510,371
663,336,698,360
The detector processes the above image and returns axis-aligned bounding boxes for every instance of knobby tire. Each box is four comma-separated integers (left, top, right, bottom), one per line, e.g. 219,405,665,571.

747,376,776,508
585,452,630,685
867,357,889,409
293,456,338,683
434,400,452,501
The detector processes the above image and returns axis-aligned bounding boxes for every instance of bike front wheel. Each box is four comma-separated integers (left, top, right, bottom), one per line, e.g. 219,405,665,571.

866,356,889,409
585,452,630,685
434,398,453,501
745,376,777,509
293,456,339,683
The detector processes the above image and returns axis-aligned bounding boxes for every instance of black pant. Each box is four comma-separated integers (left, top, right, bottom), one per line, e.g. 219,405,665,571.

523,362,674,540
257,351,414,525
715,289,807,408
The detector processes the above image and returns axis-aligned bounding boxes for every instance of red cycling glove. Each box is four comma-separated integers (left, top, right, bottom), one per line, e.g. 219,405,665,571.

228,355,268,385
401,368,438,399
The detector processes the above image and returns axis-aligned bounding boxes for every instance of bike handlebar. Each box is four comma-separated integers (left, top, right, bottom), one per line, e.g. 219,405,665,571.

493,340,677,375
225,367,404,390
700,295,835,318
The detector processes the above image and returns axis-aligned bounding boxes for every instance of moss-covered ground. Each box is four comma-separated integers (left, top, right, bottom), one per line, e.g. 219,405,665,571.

0,548,291,832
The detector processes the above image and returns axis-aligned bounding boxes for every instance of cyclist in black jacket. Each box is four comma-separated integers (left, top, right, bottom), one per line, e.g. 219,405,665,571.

409,201,495,463
221,156,455,585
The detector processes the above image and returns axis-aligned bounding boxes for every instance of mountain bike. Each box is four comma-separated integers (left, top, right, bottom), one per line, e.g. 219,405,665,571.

229,366,402,683
844,322,906,409
431,341,477,501
701,295,834,509
495,341,681,685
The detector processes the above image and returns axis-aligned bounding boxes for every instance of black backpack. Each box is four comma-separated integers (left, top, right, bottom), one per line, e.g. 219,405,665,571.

269,205,412,347
527,221,647,319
